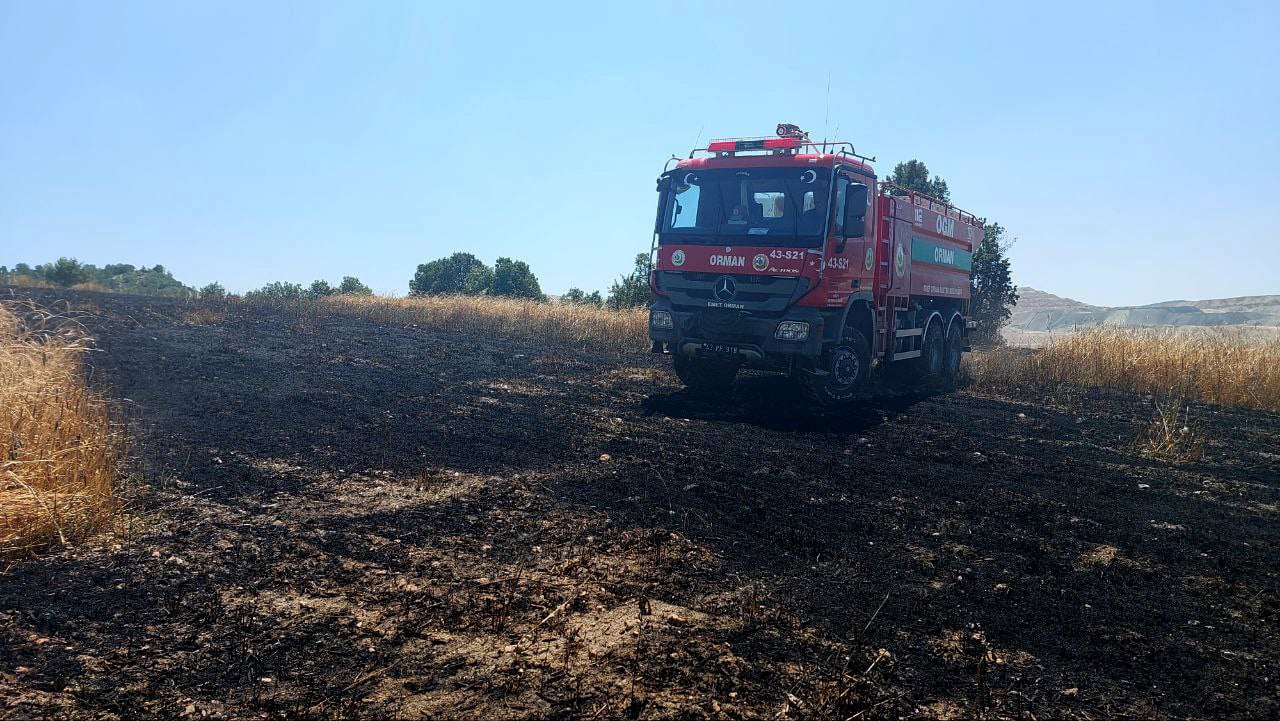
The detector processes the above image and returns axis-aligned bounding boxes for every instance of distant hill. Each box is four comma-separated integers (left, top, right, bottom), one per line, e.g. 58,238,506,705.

1010,287,1280,332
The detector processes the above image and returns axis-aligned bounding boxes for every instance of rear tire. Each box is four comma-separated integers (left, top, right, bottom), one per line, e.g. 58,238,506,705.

909,320,945,386
942,321,963,386
800,327,871,406
672,354,738,395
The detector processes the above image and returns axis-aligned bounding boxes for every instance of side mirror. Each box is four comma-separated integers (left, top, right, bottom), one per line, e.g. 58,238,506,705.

654,181,668,235
844,183,868,238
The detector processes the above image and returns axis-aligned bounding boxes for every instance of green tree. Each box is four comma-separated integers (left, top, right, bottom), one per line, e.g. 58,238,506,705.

409,252,489,296
605,253,652,310
308,279,336,297
491,257,545,300
337,276,373,295
14,263,32,274
44,257,90,287
461,265,494,295
199,282,226,299
562,287,603,306
886,159,950,202
970,222,1019,347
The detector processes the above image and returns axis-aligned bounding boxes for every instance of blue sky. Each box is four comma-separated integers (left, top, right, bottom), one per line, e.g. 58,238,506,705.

2,0,1276,306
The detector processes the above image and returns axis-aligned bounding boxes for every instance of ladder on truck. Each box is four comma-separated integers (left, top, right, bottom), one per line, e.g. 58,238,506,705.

878,295,919,361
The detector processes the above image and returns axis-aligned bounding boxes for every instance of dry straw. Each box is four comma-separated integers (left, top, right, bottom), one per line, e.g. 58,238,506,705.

312,294,650,354
968,327,1280,412
0,302,118,558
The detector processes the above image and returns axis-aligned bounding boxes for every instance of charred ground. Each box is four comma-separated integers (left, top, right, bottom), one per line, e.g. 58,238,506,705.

2,291,1277,719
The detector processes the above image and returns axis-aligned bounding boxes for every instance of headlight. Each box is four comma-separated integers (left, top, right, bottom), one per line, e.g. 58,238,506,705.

650,310,673,329
775,321,809,341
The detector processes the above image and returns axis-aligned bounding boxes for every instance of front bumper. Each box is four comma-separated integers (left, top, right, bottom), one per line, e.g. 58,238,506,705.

647,300,825,361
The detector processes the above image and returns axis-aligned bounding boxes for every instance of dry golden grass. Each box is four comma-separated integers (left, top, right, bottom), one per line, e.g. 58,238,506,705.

4,274,52,289
1139,398,1205,462
180,306,227,326
70,281,111,293
312,294,650,354
0,303,118,558
968,327,1280,412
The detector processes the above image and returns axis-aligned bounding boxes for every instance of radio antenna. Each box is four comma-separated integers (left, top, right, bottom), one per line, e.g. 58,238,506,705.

691,123,704,153
822,72,831,152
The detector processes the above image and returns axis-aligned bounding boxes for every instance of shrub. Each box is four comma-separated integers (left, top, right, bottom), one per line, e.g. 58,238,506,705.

44,257,90,287
562,287,604,306
337,276,372,295
199,282,227,299
308,279,336,298
246,281,305,300
606,253,651,310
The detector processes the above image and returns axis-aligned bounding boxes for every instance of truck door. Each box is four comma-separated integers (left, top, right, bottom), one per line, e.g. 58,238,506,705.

829,172,872,300
847,173,875,293
827,175,853,300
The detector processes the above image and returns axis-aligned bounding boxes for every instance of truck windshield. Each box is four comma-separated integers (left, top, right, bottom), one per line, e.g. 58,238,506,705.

659,167,830,246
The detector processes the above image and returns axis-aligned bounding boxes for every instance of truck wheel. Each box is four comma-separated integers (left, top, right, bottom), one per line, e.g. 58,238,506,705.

910,320,945,384
942,322,963,384
800,328,871,406
672,354,738,394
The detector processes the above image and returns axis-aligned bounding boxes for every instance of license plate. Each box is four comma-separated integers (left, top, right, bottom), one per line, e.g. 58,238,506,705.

701,343,741,355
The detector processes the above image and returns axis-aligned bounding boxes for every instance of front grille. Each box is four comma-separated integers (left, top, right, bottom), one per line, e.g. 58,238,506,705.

657,271,804,313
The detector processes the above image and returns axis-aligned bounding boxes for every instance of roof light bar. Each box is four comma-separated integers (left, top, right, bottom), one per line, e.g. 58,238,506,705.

706,137,802,153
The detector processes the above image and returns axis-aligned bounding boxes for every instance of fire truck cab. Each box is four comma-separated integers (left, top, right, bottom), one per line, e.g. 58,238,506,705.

647,124,982,405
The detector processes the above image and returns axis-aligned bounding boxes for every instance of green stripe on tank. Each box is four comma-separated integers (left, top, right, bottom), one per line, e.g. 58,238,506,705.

911,237,972,271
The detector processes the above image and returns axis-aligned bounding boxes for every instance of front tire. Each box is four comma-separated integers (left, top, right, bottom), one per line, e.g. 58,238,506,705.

800,327,871,406
673,354,738,395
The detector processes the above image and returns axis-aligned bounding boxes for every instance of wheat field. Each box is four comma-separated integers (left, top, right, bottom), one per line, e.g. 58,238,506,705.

968,327,1280,412
0,303,118,558
314,294,650,354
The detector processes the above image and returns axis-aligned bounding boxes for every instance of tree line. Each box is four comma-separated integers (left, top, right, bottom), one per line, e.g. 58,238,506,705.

1,258,193,296
406,252,647,310
234,276,373,301
0,258,380,303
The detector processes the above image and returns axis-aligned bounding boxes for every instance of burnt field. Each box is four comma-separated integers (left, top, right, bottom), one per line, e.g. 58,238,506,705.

2,292,1278,720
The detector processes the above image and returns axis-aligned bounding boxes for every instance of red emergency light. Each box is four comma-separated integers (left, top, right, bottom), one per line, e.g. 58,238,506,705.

707,137,803,153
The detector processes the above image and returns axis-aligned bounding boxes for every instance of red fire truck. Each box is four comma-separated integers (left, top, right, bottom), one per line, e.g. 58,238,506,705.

647,124,982,404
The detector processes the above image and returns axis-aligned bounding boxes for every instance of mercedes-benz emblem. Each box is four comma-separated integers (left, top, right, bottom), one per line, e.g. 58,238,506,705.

713,276,737,301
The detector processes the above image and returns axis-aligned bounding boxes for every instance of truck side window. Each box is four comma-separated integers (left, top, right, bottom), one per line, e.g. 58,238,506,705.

834,176,849,236
669,183,700,229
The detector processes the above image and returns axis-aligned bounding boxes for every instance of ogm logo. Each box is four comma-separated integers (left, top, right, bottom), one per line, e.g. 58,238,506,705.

671,249,686,267
752,254,768,271
713,276,737,301
894,244,905,278
935,215,956,237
